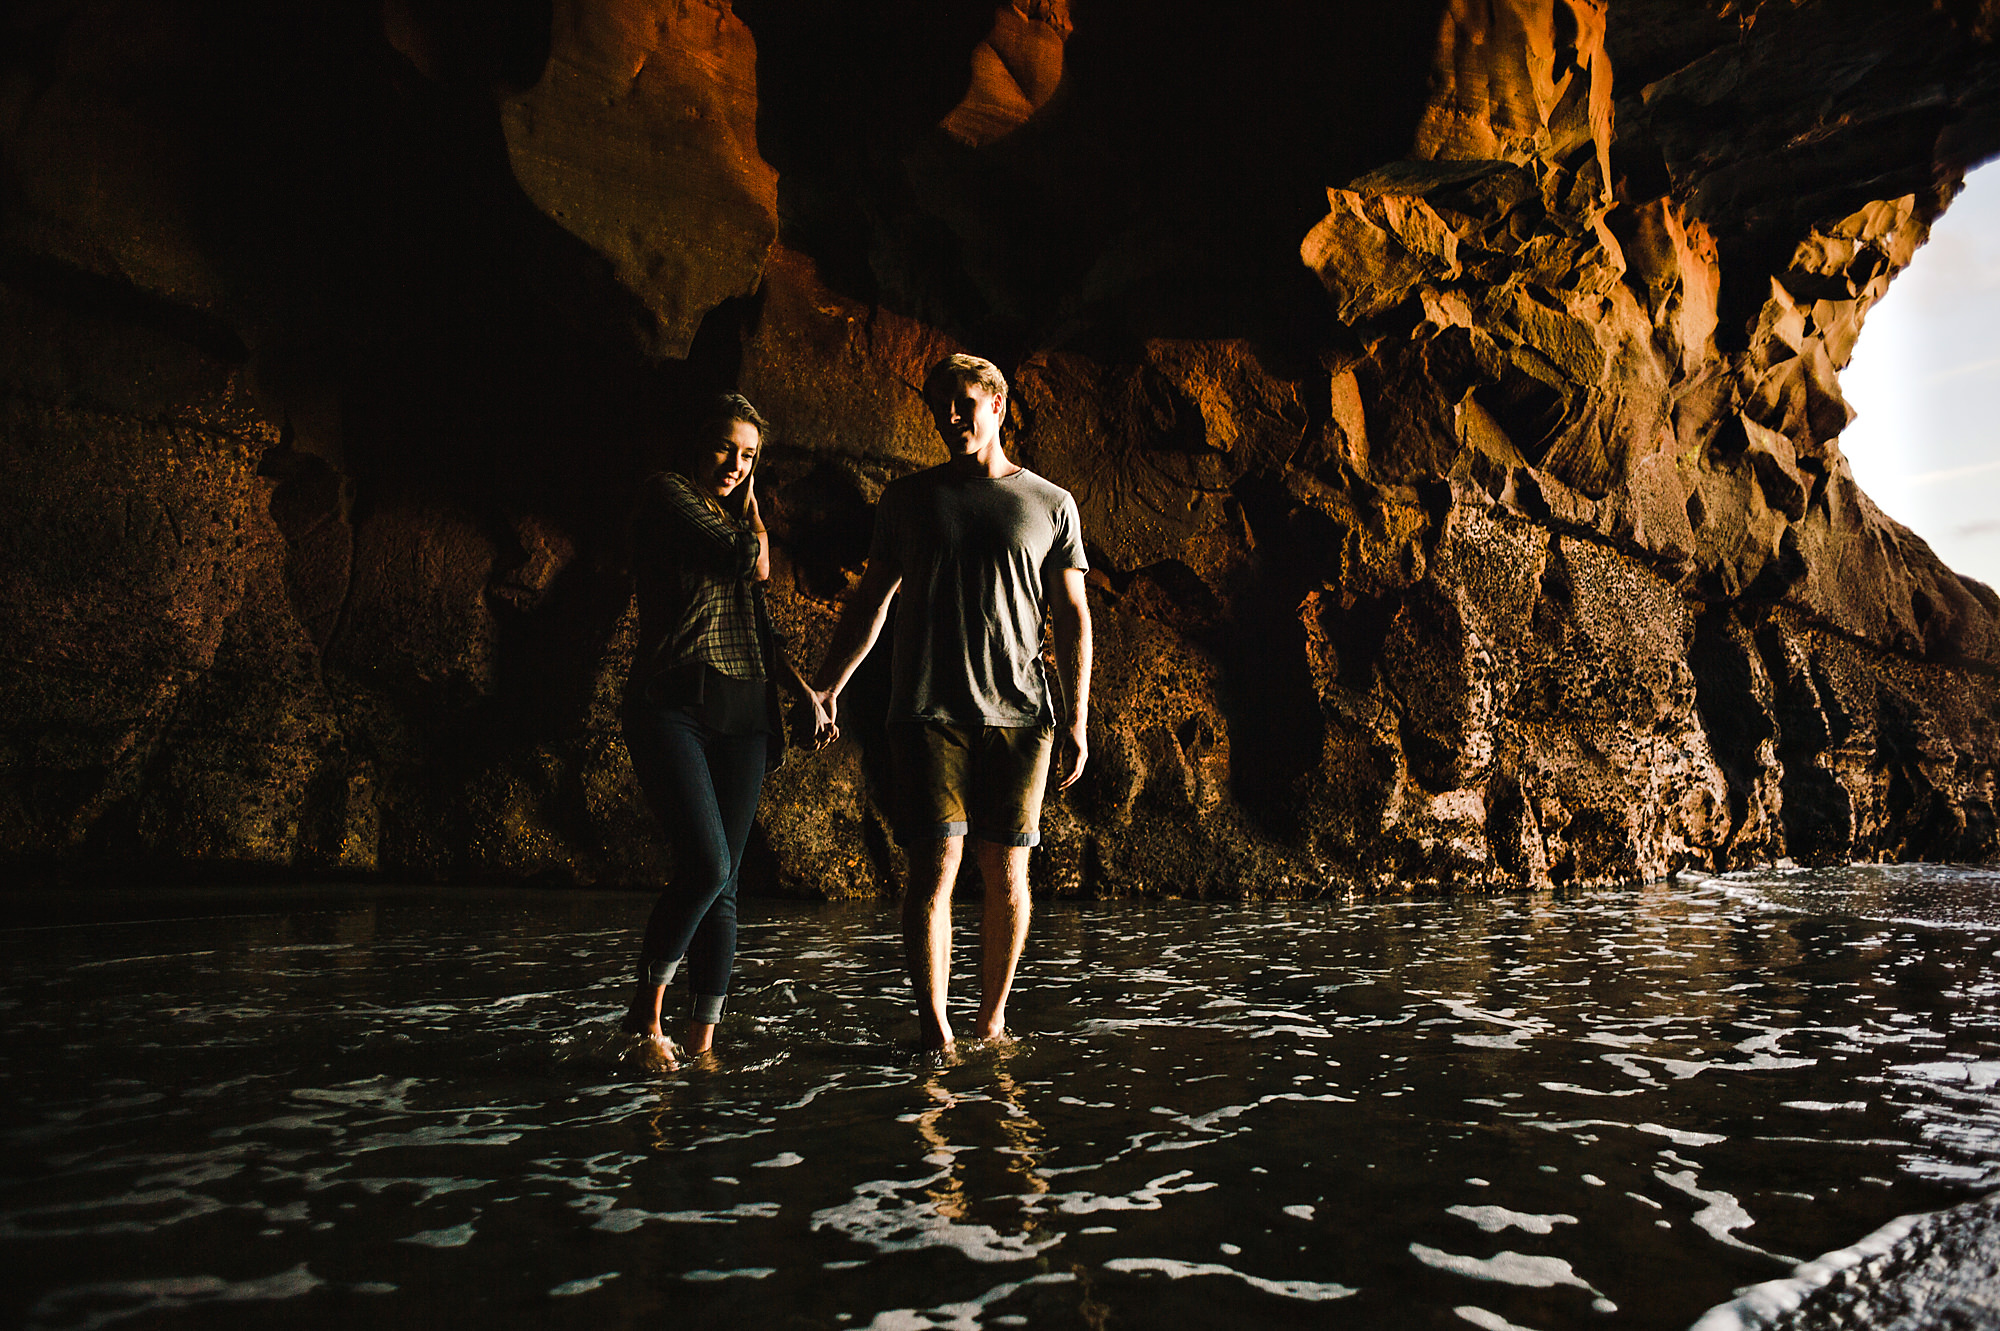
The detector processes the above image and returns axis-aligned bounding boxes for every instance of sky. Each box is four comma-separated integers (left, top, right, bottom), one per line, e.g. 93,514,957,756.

1837,161,2000,592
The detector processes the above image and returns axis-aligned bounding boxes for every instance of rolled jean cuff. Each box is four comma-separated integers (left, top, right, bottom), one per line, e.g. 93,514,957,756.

690,992,726,1025
642,956,681,989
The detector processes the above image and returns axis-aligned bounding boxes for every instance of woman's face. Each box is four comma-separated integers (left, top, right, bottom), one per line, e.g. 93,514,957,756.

699,419,760,497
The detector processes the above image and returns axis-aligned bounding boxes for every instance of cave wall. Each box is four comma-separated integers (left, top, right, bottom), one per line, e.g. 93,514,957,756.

2,0,1996,894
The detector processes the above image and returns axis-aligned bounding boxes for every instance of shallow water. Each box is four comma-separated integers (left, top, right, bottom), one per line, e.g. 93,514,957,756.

3,865,1996,1331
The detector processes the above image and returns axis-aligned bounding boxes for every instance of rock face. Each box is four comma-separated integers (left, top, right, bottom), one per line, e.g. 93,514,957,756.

2,0,1996,895
1690,1190,2000,1331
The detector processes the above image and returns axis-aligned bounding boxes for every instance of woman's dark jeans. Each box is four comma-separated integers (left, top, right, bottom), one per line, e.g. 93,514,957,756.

623,702,767,1024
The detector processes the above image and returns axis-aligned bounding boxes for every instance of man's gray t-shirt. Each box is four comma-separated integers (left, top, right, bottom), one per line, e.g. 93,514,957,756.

868,464,1088,726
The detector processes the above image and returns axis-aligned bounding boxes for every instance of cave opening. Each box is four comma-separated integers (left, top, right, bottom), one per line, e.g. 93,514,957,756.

1837,158,2000,593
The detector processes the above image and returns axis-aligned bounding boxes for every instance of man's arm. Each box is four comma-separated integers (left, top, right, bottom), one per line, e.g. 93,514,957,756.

1049,565,1091,788
808,555,902,744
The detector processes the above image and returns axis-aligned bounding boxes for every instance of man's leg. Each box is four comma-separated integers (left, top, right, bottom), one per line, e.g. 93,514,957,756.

889,722,974,1051
964,724,1051,1042
903,835,965,1049
972,841,1031,1040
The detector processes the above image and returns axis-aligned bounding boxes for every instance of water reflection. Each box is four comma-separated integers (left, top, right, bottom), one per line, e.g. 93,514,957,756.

2,870,1996,1330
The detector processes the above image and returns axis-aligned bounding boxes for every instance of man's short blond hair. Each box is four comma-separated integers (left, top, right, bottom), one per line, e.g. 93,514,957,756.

924,353,1008,407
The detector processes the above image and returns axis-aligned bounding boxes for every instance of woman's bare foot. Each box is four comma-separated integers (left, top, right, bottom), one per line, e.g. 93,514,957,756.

623,980,668,1039
620,1008,664,1040
615,1016,678,1069
619,998,683,1068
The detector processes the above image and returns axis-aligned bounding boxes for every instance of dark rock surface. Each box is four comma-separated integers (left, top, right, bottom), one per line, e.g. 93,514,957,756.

1691,1189,2000,1330
2,0,1996,895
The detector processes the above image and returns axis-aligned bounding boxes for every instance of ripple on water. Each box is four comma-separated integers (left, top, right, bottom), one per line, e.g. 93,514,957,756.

1,869,1997,1330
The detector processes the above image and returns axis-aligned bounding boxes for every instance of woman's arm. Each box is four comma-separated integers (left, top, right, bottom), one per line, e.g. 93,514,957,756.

746,484,771,582
655,472,761,576
778,646,812,696
775,642,837,745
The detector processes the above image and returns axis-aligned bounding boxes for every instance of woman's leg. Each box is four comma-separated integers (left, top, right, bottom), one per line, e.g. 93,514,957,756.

681,730,767,1052
622,706,738,1040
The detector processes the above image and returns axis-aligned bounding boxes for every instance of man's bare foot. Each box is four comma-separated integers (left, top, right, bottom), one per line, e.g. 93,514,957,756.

915,1042,961,1070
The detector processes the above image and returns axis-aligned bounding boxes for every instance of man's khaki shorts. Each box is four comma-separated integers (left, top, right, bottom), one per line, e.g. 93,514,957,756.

887,721,1055,847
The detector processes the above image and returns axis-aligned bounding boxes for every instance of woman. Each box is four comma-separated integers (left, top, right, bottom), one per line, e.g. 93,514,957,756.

621,393,825,1061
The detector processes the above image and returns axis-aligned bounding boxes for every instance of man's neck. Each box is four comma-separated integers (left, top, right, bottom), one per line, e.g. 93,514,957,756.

946,435,1019,479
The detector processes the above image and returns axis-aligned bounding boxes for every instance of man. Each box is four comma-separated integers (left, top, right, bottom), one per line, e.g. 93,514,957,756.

811,354,1092,1050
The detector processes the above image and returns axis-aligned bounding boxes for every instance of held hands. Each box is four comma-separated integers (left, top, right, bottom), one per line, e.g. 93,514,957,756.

1058,720,1089,789
809,688,840,750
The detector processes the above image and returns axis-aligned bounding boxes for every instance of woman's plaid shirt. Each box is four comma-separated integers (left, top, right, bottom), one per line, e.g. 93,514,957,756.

632,471,765,682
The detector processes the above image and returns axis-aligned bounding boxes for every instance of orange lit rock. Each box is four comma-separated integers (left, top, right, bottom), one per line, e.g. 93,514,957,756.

500,0,778,357
939,1,1071,147
1414,0,1613,187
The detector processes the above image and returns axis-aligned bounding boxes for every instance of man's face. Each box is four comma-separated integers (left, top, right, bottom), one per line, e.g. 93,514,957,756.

928,377,1002,454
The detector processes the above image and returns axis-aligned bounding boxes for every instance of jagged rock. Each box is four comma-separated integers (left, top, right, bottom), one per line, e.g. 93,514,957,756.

1,0,1997,893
